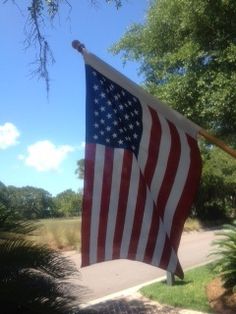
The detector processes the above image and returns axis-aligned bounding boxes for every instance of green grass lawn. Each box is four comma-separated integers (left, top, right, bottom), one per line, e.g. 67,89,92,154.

29,217,81,251
140,263,215,313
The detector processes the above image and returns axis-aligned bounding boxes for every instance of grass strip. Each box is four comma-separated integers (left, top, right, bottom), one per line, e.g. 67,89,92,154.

140,263,215,313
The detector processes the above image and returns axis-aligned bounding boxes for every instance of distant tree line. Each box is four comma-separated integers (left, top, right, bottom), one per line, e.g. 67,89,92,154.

0,181,82,220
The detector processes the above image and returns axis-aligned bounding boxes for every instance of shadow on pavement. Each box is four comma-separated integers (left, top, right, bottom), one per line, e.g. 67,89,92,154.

76,297,179,314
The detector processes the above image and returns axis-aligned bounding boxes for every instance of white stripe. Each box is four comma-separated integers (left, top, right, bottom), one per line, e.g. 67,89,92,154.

89,144,105,264
150,115,171,204
135,189,154,261
167,249,178,274
105,149,124,260
137,103,152,173
151,219,167,266
120,158,140,259
163,131,190,237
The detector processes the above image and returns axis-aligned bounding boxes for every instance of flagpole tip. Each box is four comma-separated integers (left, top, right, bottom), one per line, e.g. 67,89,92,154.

72,40,86,53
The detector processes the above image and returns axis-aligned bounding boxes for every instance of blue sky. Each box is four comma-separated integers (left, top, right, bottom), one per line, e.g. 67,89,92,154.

0,0,149,196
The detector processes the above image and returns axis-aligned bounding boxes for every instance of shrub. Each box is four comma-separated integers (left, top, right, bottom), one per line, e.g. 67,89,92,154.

211,220,236,290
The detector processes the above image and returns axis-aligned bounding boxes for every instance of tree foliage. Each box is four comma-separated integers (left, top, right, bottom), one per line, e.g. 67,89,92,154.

7,185,54,219
54,189,82,217
75,159,85,179
0,182,82,219
111,0,236,144
193,146,236,220
4,0,124,92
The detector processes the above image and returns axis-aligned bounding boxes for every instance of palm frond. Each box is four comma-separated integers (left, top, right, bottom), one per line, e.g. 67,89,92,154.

0,214,81,313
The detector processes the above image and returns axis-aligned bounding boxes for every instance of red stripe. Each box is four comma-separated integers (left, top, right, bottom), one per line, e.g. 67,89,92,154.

175,260,184,279
170,135,202,250
81,144,96,267
141,210,160,264
159,235,172,272
127,172,147,260
112,150,133,259
143,106,162,187
97,148,114,262
144,122,181,261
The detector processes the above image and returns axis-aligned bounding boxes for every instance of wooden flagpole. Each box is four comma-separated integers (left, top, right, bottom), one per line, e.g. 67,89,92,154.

199,129,236,159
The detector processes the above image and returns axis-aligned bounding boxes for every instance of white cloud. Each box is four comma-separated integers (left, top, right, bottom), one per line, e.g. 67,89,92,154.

21,140,74,172
0,122,20,149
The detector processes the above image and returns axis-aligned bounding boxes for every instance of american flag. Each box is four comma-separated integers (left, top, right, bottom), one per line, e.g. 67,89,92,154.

81,52,202,278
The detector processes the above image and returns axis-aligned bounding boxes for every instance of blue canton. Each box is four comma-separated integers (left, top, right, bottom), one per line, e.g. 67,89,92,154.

86,65,143,156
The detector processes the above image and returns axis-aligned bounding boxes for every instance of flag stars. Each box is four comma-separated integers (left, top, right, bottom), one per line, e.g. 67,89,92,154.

88,66,142,155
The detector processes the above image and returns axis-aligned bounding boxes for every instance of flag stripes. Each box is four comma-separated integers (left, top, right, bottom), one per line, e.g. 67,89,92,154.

105,149,124,260
81,53,202,278
82,103,201,277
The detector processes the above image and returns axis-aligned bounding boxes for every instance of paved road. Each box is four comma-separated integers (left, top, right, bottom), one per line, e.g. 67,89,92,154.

65,229,217,303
